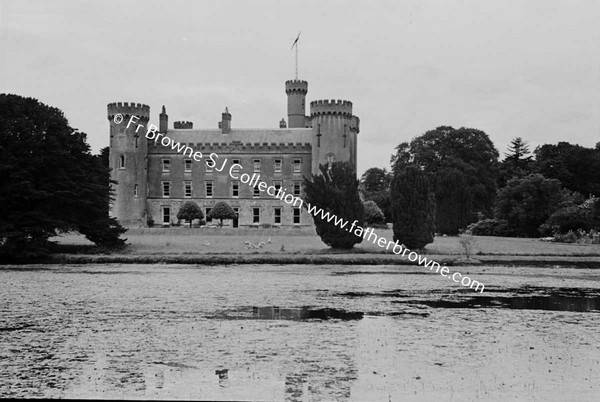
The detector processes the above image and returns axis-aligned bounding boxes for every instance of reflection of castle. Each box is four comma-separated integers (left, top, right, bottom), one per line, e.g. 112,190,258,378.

107,79,360,227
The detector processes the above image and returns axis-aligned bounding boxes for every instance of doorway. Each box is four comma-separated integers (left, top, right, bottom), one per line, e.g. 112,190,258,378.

233,207,239,228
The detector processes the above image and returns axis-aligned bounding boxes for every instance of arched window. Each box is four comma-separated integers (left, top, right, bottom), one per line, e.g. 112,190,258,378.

119,154,125,169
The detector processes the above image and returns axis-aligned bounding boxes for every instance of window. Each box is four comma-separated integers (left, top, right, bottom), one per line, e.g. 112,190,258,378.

205,208,212,223
252,207,260,223
253,185,260,198
274,158,282,173
232,181,239,197
135,136,139,148
184,181,192,198
293,181,301,196
205,181,213,198
273,180,282,192
162,181,171,198
343,125,348,148
253,159,261,172
274,207,282,224
184,159,192,172
162,207,171,225
293,207,301,224
232,158,241,174
162,159,170,172
118,155,125,169
134,184,138,198
293,158,302,173
206,160,213,173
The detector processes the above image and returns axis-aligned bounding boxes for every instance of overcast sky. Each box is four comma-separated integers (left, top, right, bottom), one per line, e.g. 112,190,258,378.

1,0,599,174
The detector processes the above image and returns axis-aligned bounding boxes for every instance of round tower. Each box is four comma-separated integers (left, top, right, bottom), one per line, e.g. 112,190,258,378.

309,99,360,175
107,102,150,227
285,80,308,128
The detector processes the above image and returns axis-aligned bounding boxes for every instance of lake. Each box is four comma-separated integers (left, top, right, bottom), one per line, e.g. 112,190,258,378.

1,264,599,401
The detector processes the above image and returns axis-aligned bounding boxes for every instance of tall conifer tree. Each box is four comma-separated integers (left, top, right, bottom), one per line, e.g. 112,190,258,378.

391,165,436,249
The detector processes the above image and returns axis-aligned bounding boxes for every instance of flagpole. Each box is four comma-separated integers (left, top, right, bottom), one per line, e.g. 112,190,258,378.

295,39,298,79
291,32,301,80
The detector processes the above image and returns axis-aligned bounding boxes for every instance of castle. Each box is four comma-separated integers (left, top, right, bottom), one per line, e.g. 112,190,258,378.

107,79,360,227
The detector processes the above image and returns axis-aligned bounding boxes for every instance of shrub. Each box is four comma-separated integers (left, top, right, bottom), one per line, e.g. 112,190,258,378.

363,200,386,226
458,230,477,259
467,219,517,237
147,216,155,227
539,206,591,236
551,229,600,244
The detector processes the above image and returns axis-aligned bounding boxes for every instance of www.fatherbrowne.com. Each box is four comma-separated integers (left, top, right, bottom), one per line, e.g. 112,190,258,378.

119,114,485,293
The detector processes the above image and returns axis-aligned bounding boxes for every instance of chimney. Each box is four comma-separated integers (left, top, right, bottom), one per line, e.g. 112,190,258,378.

221,107,231,134
159,105,168,133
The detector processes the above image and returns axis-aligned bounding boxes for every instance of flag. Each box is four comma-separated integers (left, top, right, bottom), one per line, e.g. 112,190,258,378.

291,32,301,49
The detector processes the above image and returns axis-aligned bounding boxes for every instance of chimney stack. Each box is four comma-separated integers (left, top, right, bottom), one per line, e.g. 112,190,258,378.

221,107,231,134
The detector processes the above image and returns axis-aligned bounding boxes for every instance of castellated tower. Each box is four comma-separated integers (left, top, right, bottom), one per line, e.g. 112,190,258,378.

107,102,150,227
309,100,360,175
285,80,308,128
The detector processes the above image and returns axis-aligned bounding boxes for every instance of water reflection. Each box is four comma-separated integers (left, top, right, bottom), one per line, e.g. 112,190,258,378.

252,306,363,320
394,289,600,312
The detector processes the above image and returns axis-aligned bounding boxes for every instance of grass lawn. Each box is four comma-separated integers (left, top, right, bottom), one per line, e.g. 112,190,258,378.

51,228,600,257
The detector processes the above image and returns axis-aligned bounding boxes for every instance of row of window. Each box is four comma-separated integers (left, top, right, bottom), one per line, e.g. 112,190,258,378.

159,180,302,198
160,206,301,225
161,157,303,173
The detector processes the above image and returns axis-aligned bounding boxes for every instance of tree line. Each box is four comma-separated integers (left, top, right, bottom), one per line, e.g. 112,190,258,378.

359,126,600,247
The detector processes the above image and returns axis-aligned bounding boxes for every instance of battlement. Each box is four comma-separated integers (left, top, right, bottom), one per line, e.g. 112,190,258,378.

285,79,308,95
174,121,193,129
107,102,150,121
309,99,353,117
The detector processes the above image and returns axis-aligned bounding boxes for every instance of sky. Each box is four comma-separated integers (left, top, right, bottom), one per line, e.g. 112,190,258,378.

1,0,599,175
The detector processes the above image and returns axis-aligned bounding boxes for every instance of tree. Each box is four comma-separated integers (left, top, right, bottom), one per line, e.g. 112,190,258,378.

390,164,436,249
391,126,499,233
363,200,385,226
504,137,532,168
434,167,473,235
361,167,390,193
0,94,126,259
494,174,564,237
361,167,392,221
534,142,600,196
207,201,236,227
99,146,110,168
303,161,364,249
498,137,534,187
177,201,204,228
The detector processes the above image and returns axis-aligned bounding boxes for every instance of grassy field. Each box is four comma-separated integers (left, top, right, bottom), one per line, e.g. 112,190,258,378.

52,227,600,257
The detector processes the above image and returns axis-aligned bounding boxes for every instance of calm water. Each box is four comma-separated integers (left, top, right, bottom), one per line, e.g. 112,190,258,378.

1,264,599,401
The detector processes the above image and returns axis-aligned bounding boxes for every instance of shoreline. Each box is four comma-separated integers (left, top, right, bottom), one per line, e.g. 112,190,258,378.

8,253,600,267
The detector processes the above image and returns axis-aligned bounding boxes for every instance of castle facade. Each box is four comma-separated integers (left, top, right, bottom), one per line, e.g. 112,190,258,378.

107,79,359,227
